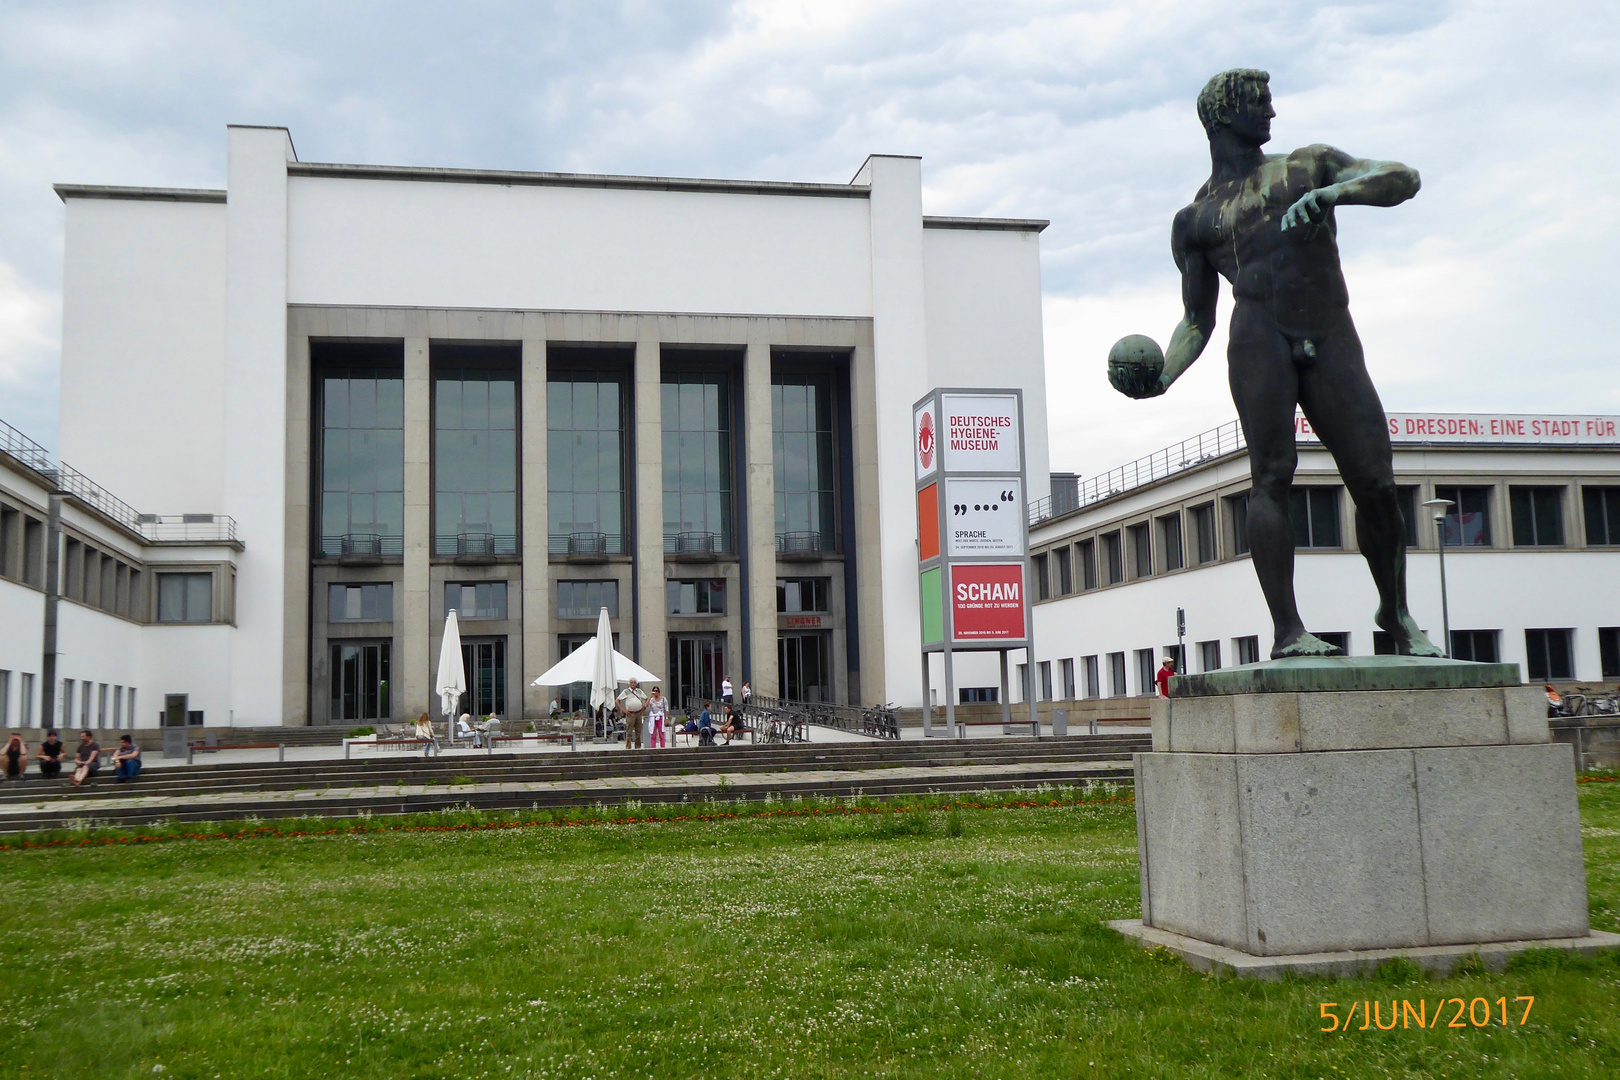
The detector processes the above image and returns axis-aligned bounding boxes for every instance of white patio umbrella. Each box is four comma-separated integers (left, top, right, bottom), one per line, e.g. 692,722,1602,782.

435,608,466,726
530,610,661,689
588,606,618,712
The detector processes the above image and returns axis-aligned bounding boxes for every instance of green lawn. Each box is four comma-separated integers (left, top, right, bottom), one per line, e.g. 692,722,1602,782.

3,785,1619,1079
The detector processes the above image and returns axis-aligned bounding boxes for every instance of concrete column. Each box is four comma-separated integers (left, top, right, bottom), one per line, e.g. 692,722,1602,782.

850,340,886,705
281,325,311,724
401,336,431,720
222,125,295,725
520,326,550,719
633,326,667,677
743,329,779,697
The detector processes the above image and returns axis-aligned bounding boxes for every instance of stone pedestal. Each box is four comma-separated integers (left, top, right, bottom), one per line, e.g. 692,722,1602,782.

1112,659,1619,977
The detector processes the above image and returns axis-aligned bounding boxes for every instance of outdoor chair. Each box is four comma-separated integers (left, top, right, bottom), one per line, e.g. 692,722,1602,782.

484,719,503,745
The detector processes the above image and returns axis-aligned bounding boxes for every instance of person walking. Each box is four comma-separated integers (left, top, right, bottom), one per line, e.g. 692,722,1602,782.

415,712,441,757
1155,657,1177,698
617,678,648,750
3,733,24,781
111,735,142,783
34,731,65,779
646,686,669,749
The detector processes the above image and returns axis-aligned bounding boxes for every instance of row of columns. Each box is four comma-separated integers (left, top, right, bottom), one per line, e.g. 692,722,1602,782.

393,331,781,722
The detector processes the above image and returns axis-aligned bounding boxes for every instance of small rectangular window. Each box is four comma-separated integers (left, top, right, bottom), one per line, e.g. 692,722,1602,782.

1101,532,1123,585
1290,487,1342,548
22,673,35,728
1077,539,1097,590
1397,486,1419,548
1107,652,1127,697
1583,487,1620,546
1450,630,1500,663
328,583,395,622
958,687,999,704
1226,492,1251,556
1373,631,1396,655
1060,657,1076,699
1032,553,1050,601
128,687,137,729
1016,663,1028,702
671,578,727,615
80,686,91,727
1135,649,1156,695
0,669,8,728
98,684,108,726
1510,486,1565,547
1128,524,1152,580
1525,628,1574,681
1038,661,1053,702
1435,485,1492,546
1160,513,1184,571
557,580,618,619
1198,640,1221,672
1234,636,1261,666
447,581,509,620
157,572,213,623
62,679,74,726
1601,627,1620,679
1053,547,1073,595
113,685,123,728
1315,631,1350,654
1191,503,1217,563
1083,655,1100,698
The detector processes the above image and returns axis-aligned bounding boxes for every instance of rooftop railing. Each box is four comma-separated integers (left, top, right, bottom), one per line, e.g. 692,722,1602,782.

0,417,51,472
1029,419,1246,527
136,514,240,543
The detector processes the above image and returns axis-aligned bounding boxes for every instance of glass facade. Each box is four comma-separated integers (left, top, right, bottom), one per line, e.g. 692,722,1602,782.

435,369,518,556
548,375,626,554
557,580,618,619
328,583,393,622
772,374,836,552
662,374,733,552
331,641,390,720
668,579,726,615
446,581,508,620
320,370,404,557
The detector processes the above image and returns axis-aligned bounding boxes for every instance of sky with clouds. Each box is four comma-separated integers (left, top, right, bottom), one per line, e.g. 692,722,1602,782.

1,0,1615,478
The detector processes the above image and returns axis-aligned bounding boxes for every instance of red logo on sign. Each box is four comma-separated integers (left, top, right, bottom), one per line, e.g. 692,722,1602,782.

950,564,1025,640
918,411,935,470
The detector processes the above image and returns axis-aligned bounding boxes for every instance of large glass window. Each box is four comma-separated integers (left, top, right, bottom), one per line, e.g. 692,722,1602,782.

1290,487,1342,548
776,578,828,613
1435,485,1492,547
669,579,726,615
1101,532,1124,584
1192,503,1217,563
1226,492,1251,555
435,366,517,557
1450,630,1500,663
557,580,618,619
1053,547,1073,594
330,641,390,721
662,373,733,553
1510,486,1565,547
1083,655,1100,698
1077,539,1098,590
1601,627,1620,679
1160,513,1184,571
446,582,508,620
1584,487,1620,546
157,573,212,623
1107,652,1127,696
1033,552,1051,599
319,367,404,557
459,638,507,717
779,632,831,702
548,374,626,555
1235,636,1261,666
1129,524,1152,579
328,583,393,622
772,373,836,553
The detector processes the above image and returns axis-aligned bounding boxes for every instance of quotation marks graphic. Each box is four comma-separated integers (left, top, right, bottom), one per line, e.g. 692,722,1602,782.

953,491,1018,515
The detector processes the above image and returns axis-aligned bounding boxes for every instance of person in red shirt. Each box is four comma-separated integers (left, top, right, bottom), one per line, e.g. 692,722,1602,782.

1155,657,1178,698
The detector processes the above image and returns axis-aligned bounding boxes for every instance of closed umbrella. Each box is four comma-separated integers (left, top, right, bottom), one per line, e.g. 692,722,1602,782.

436,608,466,729
588,606,617,712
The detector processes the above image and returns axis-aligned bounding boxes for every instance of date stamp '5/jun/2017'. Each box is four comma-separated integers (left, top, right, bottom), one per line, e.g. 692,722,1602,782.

1319,997,1534,1032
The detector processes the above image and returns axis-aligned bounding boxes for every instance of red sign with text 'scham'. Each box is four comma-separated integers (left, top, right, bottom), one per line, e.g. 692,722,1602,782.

950,563,1026,641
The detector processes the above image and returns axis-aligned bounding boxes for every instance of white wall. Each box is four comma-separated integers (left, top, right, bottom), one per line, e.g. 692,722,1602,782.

0,578,44,727
138,624,234,729
55,601,142,727
59,197,227,512
287,177,874,317
921,226,1051,503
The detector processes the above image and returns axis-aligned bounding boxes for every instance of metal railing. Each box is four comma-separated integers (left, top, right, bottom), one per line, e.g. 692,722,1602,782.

436,533,519,558
686,695,810,744
749,694,901,740
776,531,836,555
320,534,405,558
1029,419,1246,526
0,417,51,472
136,514,239,543
51,462,146,535
665,531,729,556
548,532,627,556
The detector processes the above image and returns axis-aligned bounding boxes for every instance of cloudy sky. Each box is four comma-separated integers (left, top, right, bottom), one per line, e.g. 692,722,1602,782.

1,0,1615,476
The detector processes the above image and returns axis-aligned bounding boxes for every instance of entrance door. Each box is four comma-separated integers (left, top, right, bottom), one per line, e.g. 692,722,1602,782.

778,632,832,703
459,637,507,718
330,641,391,721
668,634,725,712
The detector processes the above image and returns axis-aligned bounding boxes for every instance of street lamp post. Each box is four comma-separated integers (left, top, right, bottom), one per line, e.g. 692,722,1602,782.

1421,498,1456,658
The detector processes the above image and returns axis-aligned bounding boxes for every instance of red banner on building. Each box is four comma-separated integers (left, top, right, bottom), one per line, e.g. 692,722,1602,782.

949,563,1026,641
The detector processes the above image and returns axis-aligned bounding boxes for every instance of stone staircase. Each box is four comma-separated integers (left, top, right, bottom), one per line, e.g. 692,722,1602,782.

0,734,1148,833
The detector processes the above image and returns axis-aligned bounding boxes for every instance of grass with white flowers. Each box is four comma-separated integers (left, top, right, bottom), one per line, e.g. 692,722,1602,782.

2,783,1619,1079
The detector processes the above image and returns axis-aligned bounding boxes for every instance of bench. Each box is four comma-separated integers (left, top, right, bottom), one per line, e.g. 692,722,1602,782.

488,732,576,752
187,742,288,764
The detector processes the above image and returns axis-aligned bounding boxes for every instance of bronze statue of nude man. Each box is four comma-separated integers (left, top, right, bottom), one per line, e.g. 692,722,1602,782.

1117,69,1443,660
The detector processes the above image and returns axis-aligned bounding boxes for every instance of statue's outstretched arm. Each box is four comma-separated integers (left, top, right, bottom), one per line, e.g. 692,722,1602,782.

1159,217,1219,393
1281,145,1420,231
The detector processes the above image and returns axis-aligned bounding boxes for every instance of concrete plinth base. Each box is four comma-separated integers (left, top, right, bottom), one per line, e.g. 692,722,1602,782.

1109,919,1620,980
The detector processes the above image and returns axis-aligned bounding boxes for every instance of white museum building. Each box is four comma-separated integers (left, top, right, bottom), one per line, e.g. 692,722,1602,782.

0,124,1052,729
1017,413,1620,706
